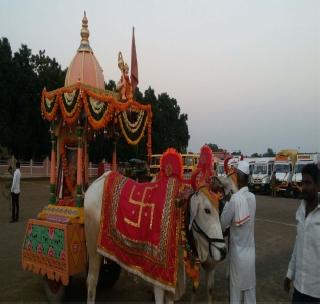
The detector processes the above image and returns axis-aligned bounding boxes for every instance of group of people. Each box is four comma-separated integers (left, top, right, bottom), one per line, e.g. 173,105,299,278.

220,160,320,303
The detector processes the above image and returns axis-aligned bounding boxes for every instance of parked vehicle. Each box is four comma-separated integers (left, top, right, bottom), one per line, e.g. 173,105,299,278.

216,161,225,177
149,154,161,178
272,149,298,196
182,153,200,179
291,154,315,197
244,157,258,190
251,157,274,194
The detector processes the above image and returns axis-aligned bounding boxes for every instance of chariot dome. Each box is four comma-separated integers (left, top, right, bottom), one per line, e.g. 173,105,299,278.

64,12,105,89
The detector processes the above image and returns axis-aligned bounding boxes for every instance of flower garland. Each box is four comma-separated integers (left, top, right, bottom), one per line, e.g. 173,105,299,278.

120,109,146,133
58,90,82,125
63,90,76,106
82,93,114,130
118,111,149,145
41,82,153,157
147,116,152,161
41,90,59,122
181,209,200,290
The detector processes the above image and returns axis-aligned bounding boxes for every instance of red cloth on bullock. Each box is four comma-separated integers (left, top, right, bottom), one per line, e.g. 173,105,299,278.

97,171,181,292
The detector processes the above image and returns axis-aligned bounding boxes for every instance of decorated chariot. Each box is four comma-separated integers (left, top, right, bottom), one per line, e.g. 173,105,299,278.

21,13,228,303
21,13,152,299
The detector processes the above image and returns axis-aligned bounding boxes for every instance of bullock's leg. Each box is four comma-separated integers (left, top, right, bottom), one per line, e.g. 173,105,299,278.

154,285,165,304
87,253,102,303
205,269,215,304
164,291,174,304
191,287,197,304
174,246,186,301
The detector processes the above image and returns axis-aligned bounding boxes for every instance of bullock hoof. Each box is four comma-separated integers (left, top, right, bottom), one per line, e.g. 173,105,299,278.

98,260,121,288
43,276,66,302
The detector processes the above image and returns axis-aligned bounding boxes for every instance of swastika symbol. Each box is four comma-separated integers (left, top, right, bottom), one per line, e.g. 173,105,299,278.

124,185,155,229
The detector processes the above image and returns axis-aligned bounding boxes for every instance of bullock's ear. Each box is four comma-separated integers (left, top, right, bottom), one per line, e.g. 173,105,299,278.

175,198,185,208
189,195,200,230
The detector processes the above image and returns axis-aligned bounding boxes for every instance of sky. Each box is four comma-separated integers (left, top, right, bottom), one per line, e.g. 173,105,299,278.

1,0,319,155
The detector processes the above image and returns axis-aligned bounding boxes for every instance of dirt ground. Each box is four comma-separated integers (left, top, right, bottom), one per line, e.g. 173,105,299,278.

0,179,299,303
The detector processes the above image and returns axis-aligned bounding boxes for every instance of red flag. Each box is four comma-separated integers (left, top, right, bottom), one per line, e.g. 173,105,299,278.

131,27,139,93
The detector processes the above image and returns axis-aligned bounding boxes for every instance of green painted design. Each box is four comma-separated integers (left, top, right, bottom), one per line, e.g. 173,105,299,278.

76,184,82,195
49,194,57,204
76,195,83,207
24,224,65,259
50,184,56,193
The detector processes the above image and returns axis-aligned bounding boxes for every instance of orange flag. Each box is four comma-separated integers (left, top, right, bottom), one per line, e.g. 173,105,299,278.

131,27,139,93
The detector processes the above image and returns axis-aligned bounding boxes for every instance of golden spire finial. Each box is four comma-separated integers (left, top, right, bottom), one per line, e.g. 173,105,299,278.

78,11,92,52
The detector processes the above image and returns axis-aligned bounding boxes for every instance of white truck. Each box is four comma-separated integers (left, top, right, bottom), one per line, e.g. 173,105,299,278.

216,157,239,177
251,157,274,194
272,150,298,196
291,154,315,197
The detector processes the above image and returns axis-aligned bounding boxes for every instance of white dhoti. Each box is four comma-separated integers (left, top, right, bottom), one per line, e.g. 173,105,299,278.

230,283,256,304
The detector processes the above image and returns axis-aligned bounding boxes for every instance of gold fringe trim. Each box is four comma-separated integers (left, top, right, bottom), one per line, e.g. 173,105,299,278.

97,248,175,293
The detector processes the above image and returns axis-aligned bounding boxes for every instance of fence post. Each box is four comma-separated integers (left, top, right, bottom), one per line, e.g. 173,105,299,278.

45,157,49,177
30,159,33,177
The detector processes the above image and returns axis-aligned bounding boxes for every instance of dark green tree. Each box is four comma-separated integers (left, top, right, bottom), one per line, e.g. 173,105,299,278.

0,38,65,161
0,38,15,158
263,148,275,157
207,143,219,152
231,150,242,156
150,92,189,154
251,152,261,157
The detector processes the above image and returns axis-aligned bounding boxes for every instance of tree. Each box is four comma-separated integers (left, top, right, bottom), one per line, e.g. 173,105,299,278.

105,80,116,91
232,150,242,156
263,148,275,157
0,38,65,161
251,152,261,157
206,143,225,152
151,92,189,153
0,38,15,157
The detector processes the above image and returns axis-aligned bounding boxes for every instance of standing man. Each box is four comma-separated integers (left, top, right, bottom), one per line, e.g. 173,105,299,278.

221,160,256,303
10,161,21,222
284,163,320,302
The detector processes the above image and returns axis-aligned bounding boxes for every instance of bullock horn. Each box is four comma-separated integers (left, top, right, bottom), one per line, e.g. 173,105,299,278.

191,168,201,191
224,157,232,175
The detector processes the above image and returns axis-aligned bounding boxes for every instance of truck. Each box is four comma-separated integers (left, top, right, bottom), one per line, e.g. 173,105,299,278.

250,157,274,194
291,154,315,197
272,149,298,196
149,154,161,178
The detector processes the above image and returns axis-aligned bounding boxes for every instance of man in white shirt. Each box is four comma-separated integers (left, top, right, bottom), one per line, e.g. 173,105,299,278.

10,161,21,222
221,160,256,303
284,163,320,302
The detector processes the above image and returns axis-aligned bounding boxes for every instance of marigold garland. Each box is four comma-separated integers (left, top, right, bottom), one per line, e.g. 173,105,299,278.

118,111,149,145
41,82,153,158
82,93,114,130
58,92,82,125
181,209,200,289
120,109,146,133
41,89,59,121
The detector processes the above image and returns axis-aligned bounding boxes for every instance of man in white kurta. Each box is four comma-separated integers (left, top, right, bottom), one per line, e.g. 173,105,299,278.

221,160,256,303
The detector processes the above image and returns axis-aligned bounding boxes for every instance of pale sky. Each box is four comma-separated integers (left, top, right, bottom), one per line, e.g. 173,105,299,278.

1,0,319,155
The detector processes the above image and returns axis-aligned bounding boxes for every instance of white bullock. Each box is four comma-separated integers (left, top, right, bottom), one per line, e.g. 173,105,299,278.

84,172,227,303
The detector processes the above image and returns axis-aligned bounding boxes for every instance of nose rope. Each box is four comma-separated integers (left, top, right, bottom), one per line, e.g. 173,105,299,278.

192,219,225,257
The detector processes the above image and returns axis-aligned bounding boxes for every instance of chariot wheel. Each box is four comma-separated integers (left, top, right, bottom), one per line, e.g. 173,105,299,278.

98,259,121,288
43,276,66,302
